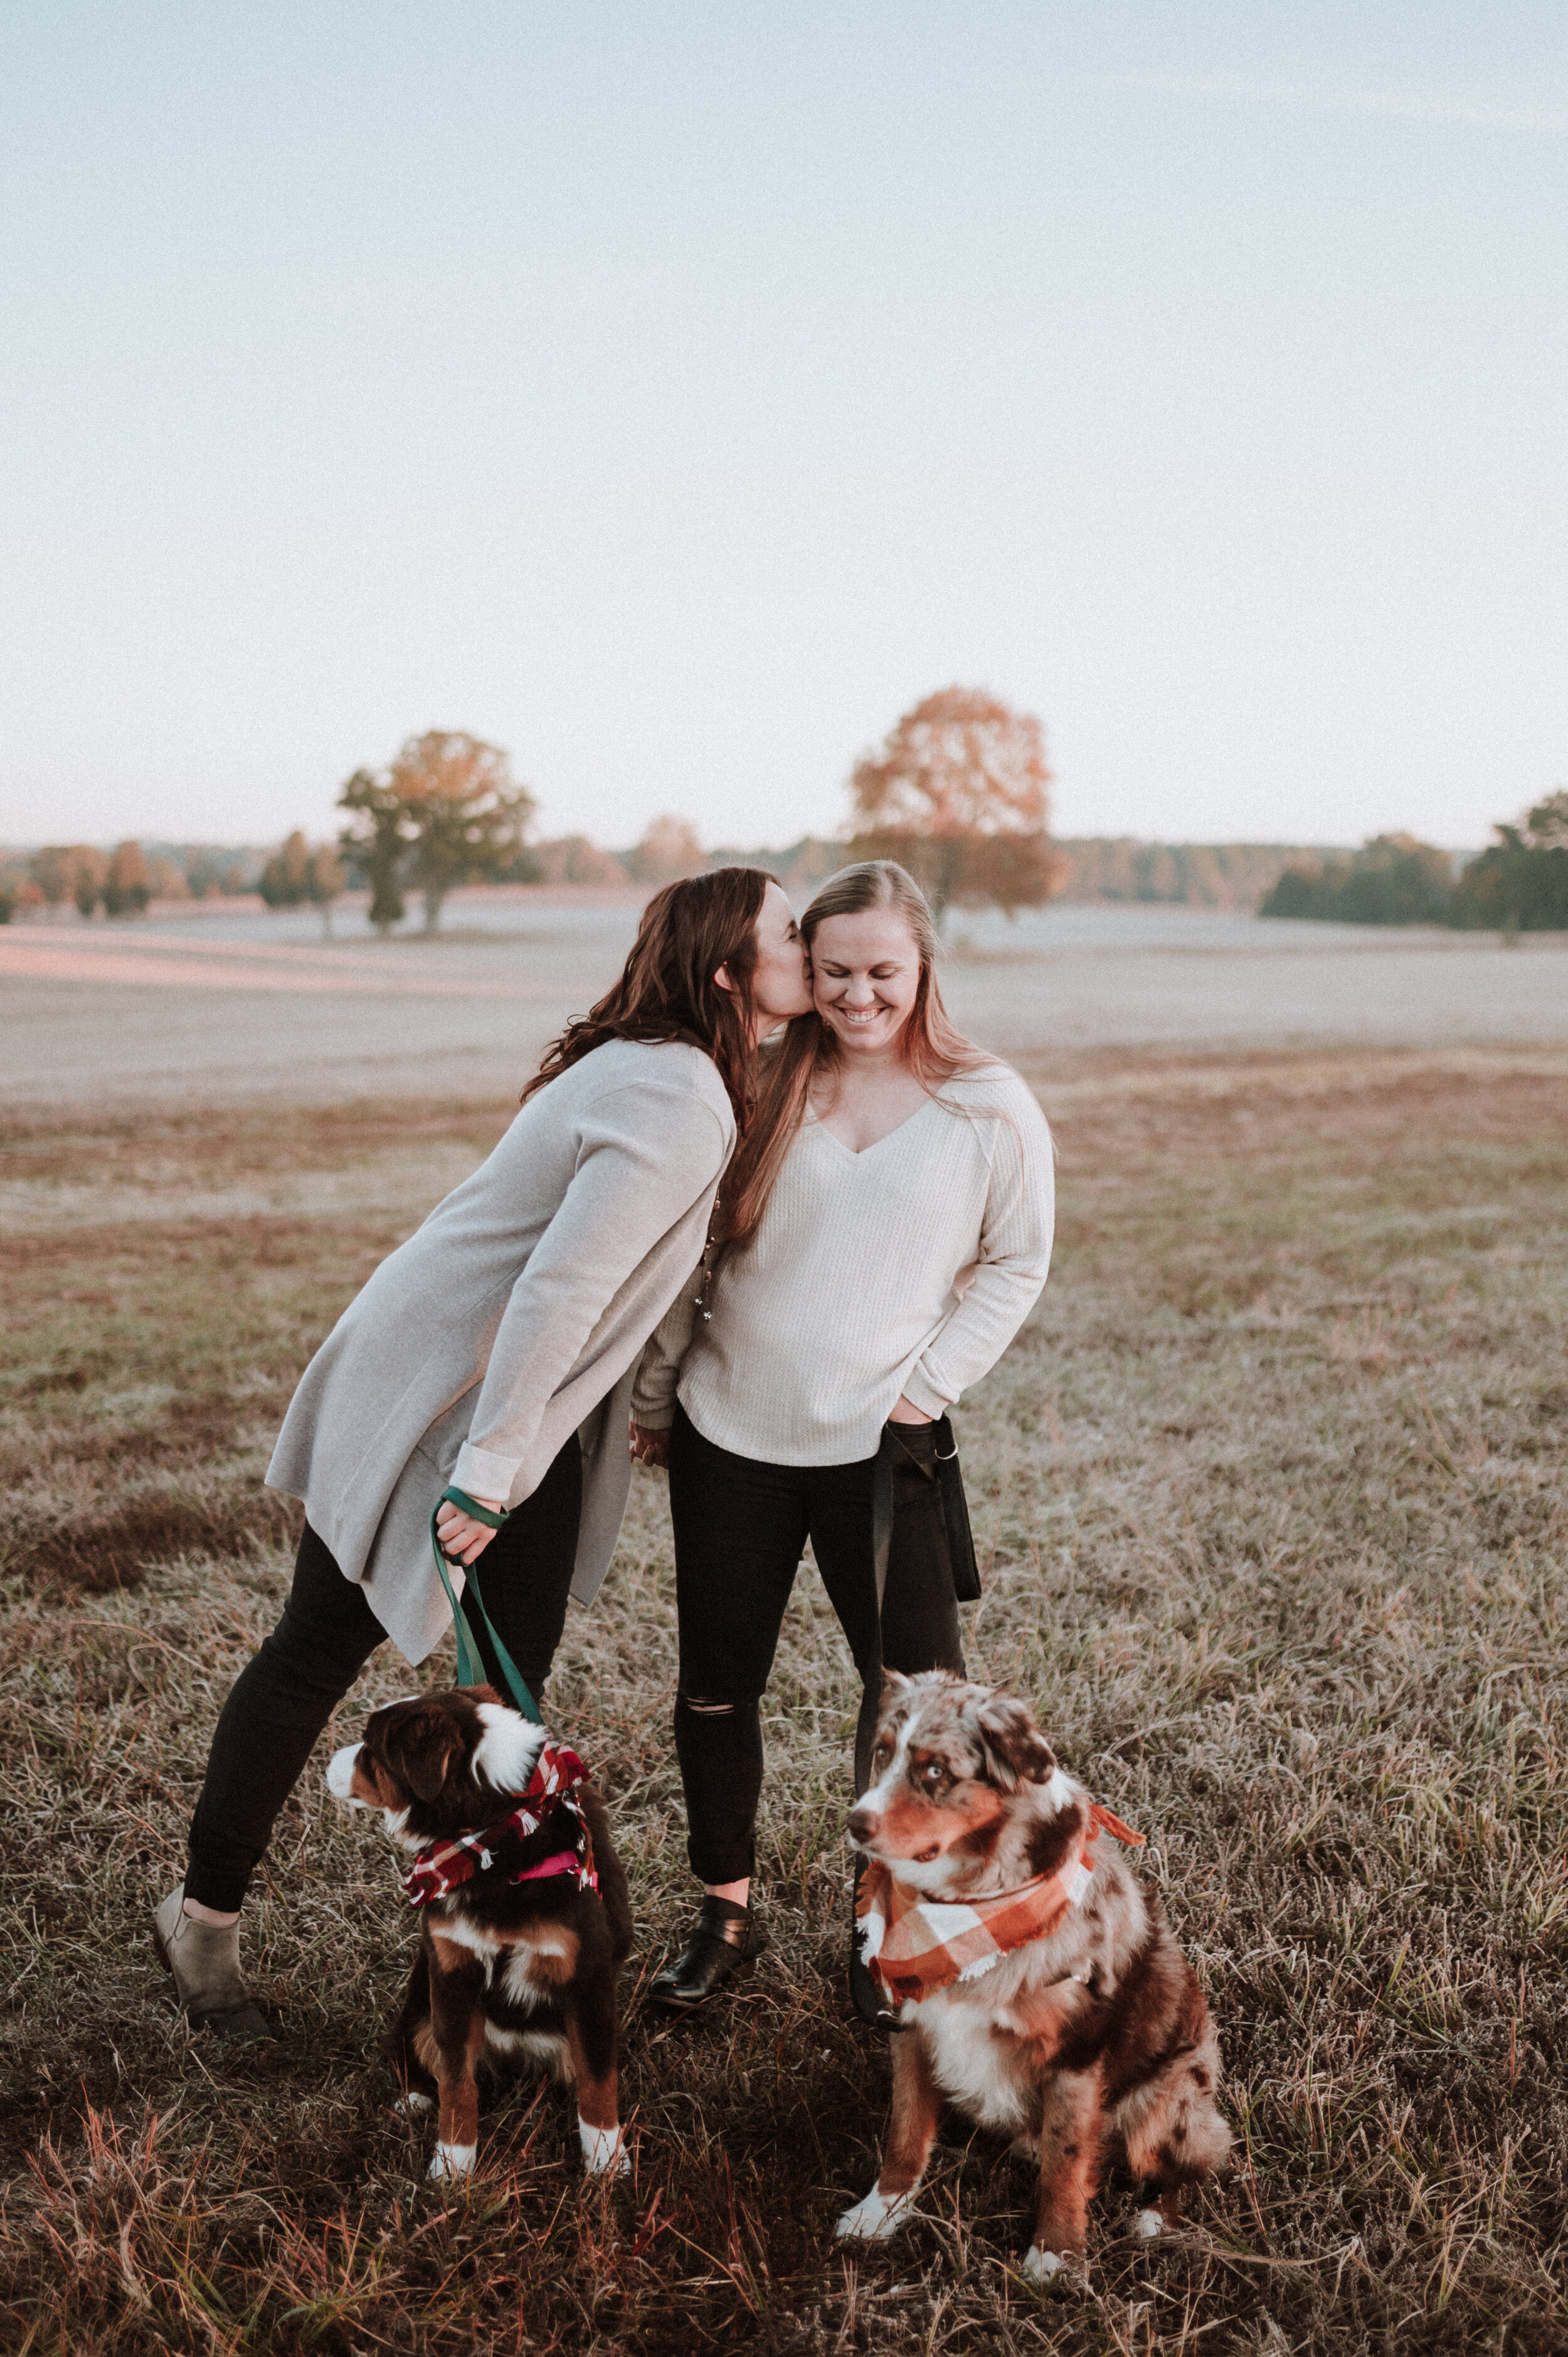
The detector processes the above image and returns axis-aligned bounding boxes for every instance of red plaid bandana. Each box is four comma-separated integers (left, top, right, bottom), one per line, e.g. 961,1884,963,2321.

856,1801,1143,2007
403,1739,598,1910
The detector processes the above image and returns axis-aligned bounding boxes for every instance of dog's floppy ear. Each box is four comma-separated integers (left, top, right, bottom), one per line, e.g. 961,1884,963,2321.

373,1701,466,1805
879,1666,912,1706
973,1691,1057,1792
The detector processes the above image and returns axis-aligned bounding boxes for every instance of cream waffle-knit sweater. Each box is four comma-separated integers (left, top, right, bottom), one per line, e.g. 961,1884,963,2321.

632,1062,1053,1465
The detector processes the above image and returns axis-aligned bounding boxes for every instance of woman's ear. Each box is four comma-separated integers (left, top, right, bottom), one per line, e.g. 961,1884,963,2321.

712,962,734,998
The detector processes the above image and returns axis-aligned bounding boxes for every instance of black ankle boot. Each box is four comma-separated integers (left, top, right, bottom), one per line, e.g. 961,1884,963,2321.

648,1897,761,2011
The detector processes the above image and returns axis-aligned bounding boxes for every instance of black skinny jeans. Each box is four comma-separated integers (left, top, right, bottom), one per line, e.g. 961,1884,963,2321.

668,1404,965,1886
184,1439,583,1913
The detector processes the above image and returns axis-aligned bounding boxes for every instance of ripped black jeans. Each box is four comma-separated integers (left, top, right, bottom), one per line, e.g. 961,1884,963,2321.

667,1404,965,1886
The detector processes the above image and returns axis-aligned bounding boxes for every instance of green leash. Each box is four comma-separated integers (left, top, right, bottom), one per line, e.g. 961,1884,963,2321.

429,1487,543,1725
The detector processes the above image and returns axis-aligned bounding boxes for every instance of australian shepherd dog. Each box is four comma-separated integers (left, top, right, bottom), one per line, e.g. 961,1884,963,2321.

327,1686,633,2184
838,1671,1230,2280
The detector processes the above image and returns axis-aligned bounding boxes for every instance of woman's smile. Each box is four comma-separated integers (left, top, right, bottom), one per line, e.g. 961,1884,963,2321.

811,908,923,1055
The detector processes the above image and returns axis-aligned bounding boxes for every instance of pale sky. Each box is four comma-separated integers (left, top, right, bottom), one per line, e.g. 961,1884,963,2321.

2,3,1564,851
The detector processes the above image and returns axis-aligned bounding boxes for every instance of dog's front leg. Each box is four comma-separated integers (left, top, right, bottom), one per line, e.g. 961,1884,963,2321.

426,1935,486,2182
836,2030,941,2242
547,1915,627,2180
1025,2068,1104,2282
563,1998,628,2179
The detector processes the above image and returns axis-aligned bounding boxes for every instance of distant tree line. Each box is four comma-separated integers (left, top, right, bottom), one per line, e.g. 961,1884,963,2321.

1051,838,1328,910
258,831,346,935
9,693,1557,940
1261,797,1568,931
4,840,181,921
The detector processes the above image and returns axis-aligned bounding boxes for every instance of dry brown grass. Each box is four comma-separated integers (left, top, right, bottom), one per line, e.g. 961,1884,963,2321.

1,1050,1564,2354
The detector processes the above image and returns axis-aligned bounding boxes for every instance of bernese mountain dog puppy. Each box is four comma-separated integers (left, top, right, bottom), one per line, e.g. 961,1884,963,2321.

838,1670,1230,2281
327,1686,633,2184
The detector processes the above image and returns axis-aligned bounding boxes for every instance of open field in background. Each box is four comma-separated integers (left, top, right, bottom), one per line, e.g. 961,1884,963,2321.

3,898,1568,1105
0,1028,1564,2354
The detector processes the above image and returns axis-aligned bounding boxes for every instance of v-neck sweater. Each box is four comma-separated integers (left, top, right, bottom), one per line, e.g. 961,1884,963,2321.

633,1062,1054,1466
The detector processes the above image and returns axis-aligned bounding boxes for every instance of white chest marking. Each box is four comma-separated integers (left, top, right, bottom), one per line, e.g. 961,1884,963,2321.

501,1945,563,2009
918,1991,1036,2132
431,1911,504,1985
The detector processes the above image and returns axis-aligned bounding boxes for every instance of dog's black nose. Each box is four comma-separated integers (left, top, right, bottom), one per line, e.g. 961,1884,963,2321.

847,1807,877,1846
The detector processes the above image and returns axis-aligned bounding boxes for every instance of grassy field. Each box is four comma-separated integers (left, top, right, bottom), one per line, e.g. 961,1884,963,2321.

1,1046,1564,2354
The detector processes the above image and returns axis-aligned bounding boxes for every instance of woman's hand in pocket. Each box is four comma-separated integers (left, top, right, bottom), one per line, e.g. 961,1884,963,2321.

435,1496,505,1566
630,1421,671,1470
887,1395,934,1425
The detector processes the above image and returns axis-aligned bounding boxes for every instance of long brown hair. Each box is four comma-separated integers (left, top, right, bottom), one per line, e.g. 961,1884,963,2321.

723,859,992,1250
522,866,770,1126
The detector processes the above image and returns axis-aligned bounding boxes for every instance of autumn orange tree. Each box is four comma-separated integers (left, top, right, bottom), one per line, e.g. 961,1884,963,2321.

102,842,151,917
338,731,538,934
848,686,1061,923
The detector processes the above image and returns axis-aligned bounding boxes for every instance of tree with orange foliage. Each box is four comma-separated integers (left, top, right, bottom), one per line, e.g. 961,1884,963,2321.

391,730,538,932
848,686,1061,923
339,731,538,934
103,841,151,917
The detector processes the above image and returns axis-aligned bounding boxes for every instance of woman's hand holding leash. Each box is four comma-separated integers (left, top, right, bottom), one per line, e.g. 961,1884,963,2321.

435,1496,507,1565
630,1422,671,1470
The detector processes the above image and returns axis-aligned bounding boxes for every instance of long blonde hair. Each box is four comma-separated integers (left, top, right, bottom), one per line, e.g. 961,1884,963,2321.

721,859,992,1252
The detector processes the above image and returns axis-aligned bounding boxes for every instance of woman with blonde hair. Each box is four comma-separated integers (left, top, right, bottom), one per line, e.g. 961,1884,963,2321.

630,860,1054,2016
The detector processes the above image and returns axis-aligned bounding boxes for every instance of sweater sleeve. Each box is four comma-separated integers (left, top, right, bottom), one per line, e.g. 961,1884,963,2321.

898,1090,1055,1420
630,1275,702,1429
453,1080,731,1503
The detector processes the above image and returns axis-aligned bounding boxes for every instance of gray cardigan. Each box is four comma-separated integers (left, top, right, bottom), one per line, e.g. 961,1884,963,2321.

266,1038,735,1663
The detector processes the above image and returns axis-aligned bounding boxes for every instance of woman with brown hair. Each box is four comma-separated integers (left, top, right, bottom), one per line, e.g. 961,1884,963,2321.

154,868,811,2038
630,861,1054,2016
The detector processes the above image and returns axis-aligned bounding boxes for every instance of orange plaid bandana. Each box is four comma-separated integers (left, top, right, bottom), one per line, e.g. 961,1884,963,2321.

856,1802,1143,2007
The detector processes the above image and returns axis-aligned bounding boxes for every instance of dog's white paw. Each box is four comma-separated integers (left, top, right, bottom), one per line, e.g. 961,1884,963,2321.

1133,2206,1163,2240
1024,2245,1064,2284
428,2141,476,2183
835,2186,915,2242
578,2119,630,2179
393,2091,433,2119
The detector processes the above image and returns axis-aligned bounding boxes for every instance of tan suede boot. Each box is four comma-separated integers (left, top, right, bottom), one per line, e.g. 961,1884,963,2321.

152,1884,273,2041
